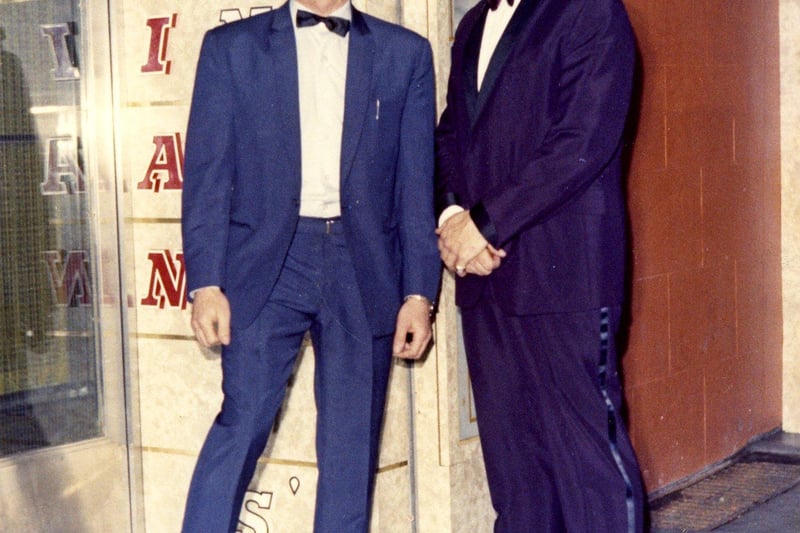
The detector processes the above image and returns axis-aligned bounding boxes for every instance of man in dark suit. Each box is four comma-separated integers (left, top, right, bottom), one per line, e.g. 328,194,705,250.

435,0,645,530
180,0,440,530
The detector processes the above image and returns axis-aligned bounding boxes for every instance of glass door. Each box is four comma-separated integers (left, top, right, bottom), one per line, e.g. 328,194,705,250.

0,0,132,530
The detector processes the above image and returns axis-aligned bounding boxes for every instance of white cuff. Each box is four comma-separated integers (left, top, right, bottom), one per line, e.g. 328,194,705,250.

189,285,220,301
438,205,465,227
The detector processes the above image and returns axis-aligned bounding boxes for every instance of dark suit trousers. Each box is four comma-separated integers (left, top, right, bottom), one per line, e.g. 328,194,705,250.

461,288,645,533
182,217,393,533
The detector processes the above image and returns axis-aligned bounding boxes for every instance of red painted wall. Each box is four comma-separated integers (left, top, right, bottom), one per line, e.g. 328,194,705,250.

621,0,782,491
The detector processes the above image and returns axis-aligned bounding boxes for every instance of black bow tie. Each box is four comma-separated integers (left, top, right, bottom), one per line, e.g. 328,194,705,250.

296,9,350,37
487,0,514,10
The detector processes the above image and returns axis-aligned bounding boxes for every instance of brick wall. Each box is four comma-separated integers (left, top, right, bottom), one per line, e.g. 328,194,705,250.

620,0,782,491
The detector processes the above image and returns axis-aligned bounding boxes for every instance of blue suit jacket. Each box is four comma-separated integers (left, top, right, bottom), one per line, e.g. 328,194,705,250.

436,0,635,314
182,4,440,335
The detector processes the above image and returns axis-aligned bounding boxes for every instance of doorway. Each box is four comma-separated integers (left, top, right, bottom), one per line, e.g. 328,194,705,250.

0,0,133,530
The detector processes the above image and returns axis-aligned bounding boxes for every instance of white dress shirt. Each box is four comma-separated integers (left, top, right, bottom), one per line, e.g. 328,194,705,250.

478,0,521,90
191,1,350,298
291,0,350,218
439,0,521,226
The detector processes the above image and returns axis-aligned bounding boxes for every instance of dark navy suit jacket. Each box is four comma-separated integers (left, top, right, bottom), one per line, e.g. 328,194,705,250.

436,0,635,314
182,4,441,335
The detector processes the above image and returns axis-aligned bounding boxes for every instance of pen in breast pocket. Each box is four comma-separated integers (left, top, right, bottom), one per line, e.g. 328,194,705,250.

376,99,380,120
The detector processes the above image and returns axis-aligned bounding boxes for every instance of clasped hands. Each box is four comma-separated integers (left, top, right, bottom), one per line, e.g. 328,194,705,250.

436,210,505,277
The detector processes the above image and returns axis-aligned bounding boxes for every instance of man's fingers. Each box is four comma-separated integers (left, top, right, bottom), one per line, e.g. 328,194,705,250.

487,244,506,258
194,327,210,348
410,330,432,359
395,328,430,359
437,210,488,271
468,250,494,274
460,248,503,277
405,329,425,358
193,316,219,347
466,263,490,276
439,241,485,272
392,327,408,355
439,246,458,272
214,304,232,346
217,319,231,345
393,320,418,358
190,288,232,347
393,300,432,359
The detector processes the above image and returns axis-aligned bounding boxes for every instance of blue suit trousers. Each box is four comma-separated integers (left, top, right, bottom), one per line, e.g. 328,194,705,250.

182,217,394,533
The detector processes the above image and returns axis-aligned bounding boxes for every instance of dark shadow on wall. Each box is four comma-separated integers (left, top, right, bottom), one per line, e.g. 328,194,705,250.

617,42,643,412
618,39,650,530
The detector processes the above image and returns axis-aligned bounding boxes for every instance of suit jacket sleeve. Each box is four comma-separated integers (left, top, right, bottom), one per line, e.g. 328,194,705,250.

434,45,464,218
397,40,440,302
472,3,635,248
181,30,235,297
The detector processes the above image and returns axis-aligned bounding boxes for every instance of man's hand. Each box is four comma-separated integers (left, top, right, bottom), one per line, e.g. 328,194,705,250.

436,210,491,274
191,286,231,347
392,298,432,360
437,210,506,277
464,245,506,277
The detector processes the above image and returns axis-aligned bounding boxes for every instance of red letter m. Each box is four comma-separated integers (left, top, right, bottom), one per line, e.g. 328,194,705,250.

141,250,187,309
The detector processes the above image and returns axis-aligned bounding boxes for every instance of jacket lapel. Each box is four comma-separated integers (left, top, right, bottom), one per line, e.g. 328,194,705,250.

469,0,540,128
267,5,302,179
340,8,375,186
463,5,488,128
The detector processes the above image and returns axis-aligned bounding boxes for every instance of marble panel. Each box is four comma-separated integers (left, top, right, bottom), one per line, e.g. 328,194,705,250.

136,337,223,452
244,459,318,532
141,449,196,533
411,272,495,531
449,441,494,532
378,362,412,466
359,0,400,24
781,0,800,432
372,465,413,532
0,442,129,533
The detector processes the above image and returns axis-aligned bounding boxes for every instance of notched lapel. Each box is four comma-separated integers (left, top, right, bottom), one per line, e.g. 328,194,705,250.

340,10,375,186
268,6,302,179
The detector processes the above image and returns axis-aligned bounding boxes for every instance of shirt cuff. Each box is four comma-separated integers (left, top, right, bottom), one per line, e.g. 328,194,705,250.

438,205,465,227
189,285,220,301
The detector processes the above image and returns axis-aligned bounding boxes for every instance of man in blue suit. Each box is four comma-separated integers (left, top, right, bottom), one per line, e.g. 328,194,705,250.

180,0,440,530
436,0,645,531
